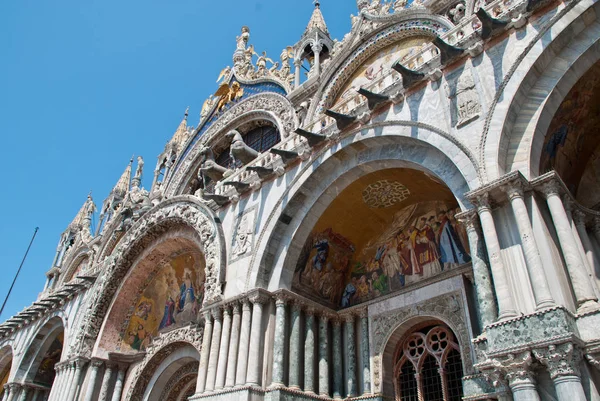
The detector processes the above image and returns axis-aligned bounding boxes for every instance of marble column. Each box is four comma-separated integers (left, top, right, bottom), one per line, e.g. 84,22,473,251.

5,383,20,401
345,315,357,397
592,217,600,252
540,182,599,312
294,59,302,87
196,311,213,393
235,300,252,386
17,386,28,401
45,365,60,401
1,384,8,401
573,210,600,283
304,308,316,393
110,366,126,401
332,318,343,399
206,308,223,391
459,211,498,326
271,294,288,387
533,343,587,401
31,388,42,401
475,194,518,319
83,359,103,401
59,363,74,401
67,359,86,401
311,43,322,77
360,312,371,395
500,352,541,401
246,293,269,386
318,314,330,397
288,301,302,389
504,183,555,309
215,306,232,390
98,363,114,401
225,303,241,388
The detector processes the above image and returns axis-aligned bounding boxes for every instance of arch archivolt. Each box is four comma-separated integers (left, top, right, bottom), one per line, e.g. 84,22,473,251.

249,121,478,291
125,331,202,401
68,196,225,359
481,0,598,181
371,292,473,394
307,14,452,121
60,247,93,284
166,93,298,197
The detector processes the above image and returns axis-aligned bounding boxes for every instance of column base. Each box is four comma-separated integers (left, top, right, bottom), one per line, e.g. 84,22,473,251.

534,300,556,310
576,300,600,314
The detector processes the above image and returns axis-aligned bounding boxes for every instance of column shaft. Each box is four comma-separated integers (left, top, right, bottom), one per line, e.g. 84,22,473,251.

46,367,60,401
83,361,102,401
360,315,371,394
205,310,223,391
553,375,587,401
246,296,267,386
225,304,241,388
215,307,232,390
109,368,125,401
573,211,600,288
66,361,85,401
543,188,598,311
31,389,42,401
60,365,75,401
505,186,555,308
17,386,28,401
332,320,343,399
318,315,329,397
294,61,301,87
509,381,541,401
271,297,287,386
196,312,213,393
477,198,518,319
98,364,114,401
304,310,315,393
1,385,8,401
345,316,357,397
288,303,302,389
235,301,252,386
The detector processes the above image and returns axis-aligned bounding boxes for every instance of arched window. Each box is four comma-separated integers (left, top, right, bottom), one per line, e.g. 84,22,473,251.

394,325,463,401
215,124,281,170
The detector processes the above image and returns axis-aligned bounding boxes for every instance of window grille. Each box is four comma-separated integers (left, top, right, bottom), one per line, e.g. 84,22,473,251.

394,325,463,401
215,124,281,170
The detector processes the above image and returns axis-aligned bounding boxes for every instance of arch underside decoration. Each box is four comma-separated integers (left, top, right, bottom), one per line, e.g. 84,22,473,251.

480,0,598,182
125,326,203,401
252,123,478,291
166,93,298,197
68,197,223,358
370,291,473,394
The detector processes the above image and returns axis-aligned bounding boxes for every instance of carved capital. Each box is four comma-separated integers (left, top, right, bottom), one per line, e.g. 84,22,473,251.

533,343,581,380
231,302,241,315
456,210,479,232
91,358,105,368
274,292,291,306
572,209,587,227
473,192,491,211
305,307,316,317
503,182,524,201
342,313,356,323
538,180,561,200
488,352,535,388
319,312,332,324
211,307,223,321
248,291,271,305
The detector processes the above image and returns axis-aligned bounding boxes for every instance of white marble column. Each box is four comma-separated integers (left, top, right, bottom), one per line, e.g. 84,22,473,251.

502,353,541,401
196,311,213,393
215,306,232,390
1,384,9,401
475,193,518,319
533,343,587,401
318,314,329,397
311,43,322,77
504,183,555,309
332,318,343,399
109,366,126,401
459,211,498,327
345,315,357,397
5,383,20,401
359,312,371,395
271,294,288,387
304,308,316,393
205,308,223,391
288,301,302,389
17,385,29,401
540,182,599,312
98,363,114,401
46,365,61,401
294,60,302,87
83,359,103,401
573,210,600,284
235,300,252,386
225,303,241,388
246,293,268,386
66,358,86,401
59,363,75,401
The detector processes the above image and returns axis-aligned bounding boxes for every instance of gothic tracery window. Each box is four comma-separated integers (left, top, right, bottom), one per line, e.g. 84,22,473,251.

394,325,463,401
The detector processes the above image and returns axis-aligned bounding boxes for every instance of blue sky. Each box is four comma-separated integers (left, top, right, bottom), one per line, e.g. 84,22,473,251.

0,0,359,320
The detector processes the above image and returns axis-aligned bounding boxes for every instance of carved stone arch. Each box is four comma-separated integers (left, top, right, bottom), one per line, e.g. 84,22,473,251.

165,93,298,197
370,292,473,395
68,196,225,358
480,0,598,181
125,331,202,401
59,246,93,284
0,343,14,382
306,14,453,121
248,122,479,291
96,215,126,261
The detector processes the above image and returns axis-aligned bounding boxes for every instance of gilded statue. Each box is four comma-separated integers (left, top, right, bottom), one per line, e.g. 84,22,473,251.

214,81,244,112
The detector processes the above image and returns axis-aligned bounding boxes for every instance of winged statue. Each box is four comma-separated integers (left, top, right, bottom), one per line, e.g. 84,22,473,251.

214,81,244,112
216,66,232,84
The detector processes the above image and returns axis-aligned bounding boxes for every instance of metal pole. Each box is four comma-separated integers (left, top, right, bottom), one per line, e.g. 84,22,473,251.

0,227,39,318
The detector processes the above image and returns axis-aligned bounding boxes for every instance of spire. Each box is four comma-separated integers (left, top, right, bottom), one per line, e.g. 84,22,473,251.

305,0,329,35
168,107,190,153
69,193,95,230
112,158,133,198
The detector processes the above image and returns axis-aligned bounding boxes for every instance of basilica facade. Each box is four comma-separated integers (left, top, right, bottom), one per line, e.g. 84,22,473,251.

2,0,600,399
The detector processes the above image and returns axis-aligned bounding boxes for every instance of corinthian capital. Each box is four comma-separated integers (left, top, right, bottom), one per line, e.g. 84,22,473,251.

538,180,561,199
489,351,535,388
502,181,524,201
533,343,581,380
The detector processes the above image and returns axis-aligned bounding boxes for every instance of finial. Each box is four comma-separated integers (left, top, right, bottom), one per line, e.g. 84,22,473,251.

314,0,321,8
184,106,189,119
87,190,93,199
130,155,134,164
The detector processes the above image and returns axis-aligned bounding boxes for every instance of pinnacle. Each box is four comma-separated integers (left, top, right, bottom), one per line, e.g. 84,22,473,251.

305,0,329,35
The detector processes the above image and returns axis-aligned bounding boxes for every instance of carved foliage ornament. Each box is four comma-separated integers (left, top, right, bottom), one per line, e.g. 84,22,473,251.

532,343,581,380
166,93,297,197
68,197,222,358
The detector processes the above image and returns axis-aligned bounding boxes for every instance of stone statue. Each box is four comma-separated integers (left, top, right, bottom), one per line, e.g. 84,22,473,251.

255,51,276,77
200,95,215,121
236,26,250,50
393,0,407,10
198,147,229,187
135,156,144,179
226,130,259,165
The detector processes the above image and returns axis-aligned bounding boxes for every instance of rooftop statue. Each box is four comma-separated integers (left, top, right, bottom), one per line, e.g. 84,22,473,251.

214,81,244,112
226,130,259,165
